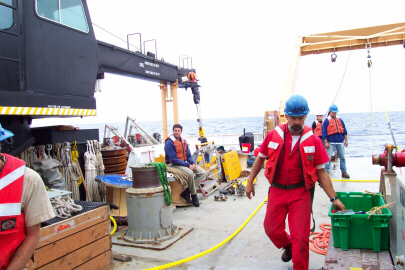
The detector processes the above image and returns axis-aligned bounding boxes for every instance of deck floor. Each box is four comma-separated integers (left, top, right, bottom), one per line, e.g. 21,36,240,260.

113,157,391,270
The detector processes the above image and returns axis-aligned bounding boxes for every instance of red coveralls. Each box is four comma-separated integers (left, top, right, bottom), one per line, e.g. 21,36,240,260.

0,154,26,269
259,124,329,270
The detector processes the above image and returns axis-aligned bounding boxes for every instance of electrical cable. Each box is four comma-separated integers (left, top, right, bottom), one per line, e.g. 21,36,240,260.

144,196,268,270
110,216,117,235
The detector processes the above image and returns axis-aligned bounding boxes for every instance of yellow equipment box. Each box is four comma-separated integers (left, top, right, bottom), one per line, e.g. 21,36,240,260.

221,150,242,182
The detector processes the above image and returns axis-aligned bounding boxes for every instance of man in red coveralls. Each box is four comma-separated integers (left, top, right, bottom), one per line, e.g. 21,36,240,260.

246,95,345,270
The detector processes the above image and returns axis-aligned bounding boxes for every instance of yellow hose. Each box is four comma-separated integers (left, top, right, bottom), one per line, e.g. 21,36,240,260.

110,216,117,235
144,196,268,270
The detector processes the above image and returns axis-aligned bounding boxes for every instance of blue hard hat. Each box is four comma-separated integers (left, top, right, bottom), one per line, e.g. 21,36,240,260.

329,104,339,113
284,95,310,116
0,124,14,142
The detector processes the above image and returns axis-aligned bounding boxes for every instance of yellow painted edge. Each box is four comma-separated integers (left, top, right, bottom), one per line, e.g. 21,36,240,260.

0,106,97,116
331,179,379,182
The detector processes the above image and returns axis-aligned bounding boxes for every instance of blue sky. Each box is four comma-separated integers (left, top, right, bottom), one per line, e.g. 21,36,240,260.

33,0,405,127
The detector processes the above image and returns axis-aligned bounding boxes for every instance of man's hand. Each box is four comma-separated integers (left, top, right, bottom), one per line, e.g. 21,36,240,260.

344,141,348,147
246,181,255,199
325,141,329,149
333,199,346,212
189,164,197,172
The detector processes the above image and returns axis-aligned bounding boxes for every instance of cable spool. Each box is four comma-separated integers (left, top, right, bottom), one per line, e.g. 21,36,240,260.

101,148,127,174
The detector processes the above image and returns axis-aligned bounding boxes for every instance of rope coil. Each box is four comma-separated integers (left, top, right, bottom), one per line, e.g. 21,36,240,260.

50,196,83,219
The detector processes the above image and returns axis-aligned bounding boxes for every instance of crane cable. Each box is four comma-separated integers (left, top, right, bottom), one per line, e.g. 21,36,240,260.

367,43,374,156
323,49,351,119
144,196,268,270
367,44,401,152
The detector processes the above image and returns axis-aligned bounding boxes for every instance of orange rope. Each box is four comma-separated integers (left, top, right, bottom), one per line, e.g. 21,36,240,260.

309,223,331,255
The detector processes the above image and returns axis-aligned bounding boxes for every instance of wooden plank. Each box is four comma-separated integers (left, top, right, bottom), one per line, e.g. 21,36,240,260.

106,187,116,215
361,250,380,270
323,232,394,270
238,154,248,171
37,206,110,249
324,231,362,269
119,188,127,216
112,252,132,262
29,220,111,269
377,251,395,269
74,250,113,270
37,235,111,270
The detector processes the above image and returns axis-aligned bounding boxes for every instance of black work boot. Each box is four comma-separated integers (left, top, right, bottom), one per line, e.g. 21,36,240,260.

191,194,200,207
281,244,292,262
180,188,192,203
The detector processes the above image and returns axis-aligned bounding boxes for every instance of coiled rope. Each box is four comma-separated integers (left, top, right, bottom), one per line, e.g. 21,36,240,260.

84,140,102,202
93,140,106,202
144,196,268,270
61,142,80,200
50,196,83,219
367,201,396,219
148,162,171,205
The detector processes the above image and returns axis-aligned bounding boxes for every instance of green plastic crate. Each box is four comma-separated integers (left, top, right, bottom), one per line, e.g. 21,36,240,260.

328,192,393,251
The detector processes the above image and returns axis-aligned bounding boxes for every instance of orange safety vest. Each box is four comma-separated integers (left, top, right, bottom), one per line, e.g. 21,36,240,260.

165,135,188,162
264,124,318,190
326,116,344,135
314,120,322,137
0,154,26,269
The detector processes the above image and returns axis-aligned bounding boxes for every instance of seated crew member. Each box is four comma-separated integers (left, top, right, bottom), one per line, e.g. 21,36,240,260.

164,124,207,207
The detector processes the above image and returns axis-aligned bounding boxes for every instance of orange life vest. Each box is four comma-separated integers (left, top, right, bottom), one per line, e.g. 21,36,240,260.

314,120,322,137
166,134,188,162
264,124,318,190
326,116,344,135
0,154,26,269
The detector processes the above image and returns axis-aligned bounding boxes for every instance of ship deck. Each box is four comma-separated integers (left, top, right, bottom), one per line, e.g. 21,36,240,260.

112,157,390,270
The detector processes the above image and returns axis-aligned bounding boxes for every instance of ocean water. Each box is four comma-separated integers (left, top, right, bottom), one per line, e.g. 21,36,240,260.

76,111,405,158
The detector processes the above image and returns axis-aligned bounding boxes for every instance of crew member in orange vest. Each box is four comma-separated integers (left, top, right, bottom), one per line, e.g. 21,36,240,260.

322,104,350,179
245,95,345,270
312,113,325,147
164,124,207,207
0,124,55,270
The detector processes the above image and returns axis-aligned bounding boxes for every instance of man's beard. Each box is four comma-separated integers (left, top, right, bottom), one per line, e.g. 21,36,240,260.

288,124,303,134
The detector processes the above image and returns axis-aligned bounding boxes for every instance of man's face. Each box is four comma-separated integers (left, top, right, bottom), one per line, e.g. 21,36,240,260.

317,115,323,122
173,128,182,139
286,115,307,134
329,111,337,118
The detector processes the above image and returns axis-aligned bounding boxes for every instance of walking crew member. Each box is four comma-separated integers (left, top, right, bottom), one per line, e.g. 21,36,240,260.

245,95,345,270
312,113,324,141
0,124,55,270
322,104,350,178
165,124,207,207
